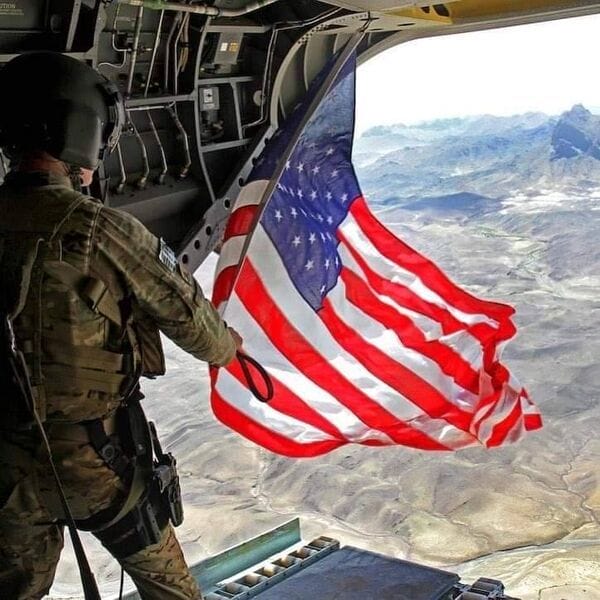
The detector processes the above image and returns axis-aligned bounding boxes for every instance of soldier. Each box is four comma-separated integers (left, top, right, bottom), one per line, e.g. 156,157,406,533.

0,52,242,599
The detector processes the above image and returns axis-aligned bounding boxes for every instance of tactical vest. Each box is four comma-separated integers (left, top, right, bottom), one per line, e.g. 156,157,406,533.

0,176,165,426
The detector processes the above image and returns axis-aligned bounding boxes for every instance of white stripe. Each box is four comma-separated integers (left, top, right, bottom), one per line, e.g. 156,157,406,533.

501,411,525,445
340,213,500,330
216,235,248,276
326,276,480,413
215,368,336,443
474,386,520,443
340,243,484,373
402,415,477,450
440,331,483,371
232,180,268,211
224,225,476,448
226,293,395,444
338,243,444,339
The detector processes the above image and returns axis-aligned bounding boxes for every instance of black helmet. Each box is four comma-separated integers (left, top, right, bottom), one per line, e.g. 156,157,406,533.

0,52,125,169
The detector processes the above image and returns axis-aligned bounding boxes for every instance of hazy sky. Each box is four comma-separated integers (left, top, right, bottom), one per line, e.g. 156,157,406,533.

355,13,600,135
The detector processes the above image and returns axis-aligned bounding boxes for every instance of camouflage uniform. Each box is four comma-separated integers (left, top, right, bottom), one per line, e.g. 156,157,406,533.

0,172,236,599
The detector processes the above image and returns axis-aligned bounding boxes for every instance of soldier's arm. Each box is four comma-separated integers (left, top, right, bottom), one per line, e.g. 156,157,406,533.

91,205,237,366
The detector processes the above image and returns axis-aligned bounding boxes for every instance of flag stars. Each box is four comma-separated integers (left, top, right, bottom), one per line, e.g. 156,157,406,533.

326,147,334,156
325,191,332,201
308,232,316,244
274,209,283,222
320,285,326,294
297,189,303,199
292,235,301,247
331,169,338,178
316,214,324,222
305,260,314,271
285,160,291,170
290,207,298,218
312,166,320,175
310,190,317,200
324,258,330,269
297,162,304,173
326,216,333,225
341,193,348,203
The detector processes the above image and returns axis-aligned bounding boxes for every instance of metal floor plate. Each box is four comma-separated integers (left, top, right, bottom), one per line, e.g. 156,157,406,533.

252,546,460,600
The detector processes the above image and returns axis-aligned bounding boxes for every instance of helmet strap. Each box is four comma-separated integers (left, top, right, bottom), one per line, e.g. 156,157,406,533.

68,164,83,192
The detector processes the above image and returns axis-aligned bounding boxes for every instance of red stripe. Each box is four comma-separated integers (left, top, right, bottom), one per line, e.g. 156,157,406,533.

339,267,480,396
338,232,507,347
211,388,343,458
485,395,524,447
524,413,543,431
349,197,516,324
212,264,238,307
223,205,259,240
236,260,451,451
319,298,474,433
470,362,514,436
477,388,542,444
223,359,347,442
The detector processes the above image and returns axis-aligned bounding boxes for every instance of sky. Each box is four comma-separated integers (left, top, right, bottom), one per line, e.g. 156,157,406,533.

355,13,600,135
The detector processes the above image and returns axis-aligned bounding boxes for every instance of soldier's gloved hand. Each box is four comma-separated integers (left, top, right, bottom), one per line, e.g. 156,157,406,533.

228,327,243,353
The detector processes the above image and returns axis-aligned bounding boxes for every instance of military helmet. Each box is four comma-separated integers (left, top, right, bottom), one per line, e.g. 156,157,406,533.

0,52,125,169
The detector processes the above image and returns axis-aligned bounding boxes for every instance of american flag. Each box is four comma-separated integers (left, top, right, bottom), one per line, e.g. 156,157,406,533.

210,51,542,457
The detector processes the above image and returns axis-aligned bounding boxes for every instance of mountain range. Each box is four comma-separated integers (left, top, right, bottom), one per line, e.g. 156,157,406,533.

353,104,600,208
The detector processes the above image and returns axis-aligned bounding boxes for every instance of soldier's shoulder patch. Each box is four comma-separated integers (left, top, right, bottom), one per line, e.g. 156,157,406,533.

158,238,178,272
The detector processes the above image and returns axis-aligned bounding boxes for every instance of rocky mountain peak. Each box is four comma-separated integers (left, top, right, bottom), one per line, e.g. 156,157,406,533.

551,104,600,160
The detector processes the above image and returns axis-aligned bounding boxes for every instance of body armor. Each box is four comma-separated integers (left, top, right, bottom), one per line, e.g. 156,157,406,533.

0,173,164,426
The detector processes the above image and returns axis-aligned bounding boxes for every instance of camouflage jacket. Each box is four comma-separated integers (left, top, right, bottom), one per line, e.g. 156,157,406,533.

0,172,235,423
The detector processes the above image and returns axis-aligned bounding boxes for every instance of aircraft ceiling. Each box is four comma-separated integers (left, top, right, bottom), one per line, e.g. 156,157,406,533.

1,0,599,270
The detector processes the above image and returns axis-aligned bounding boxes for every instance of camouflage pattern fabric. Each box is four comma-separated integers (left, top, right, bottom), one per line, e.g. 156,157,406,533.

0,172,232,598
0,429,201,599
0,171,236,423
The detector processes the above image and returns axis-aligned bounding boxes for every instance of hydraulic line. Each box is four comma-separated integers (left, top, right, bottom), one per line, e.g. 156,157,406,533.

128,111,150,188
144,9,165,96
116,0,281,17
98,3,129,69
163,12,181,93
115,142,128,193
126,5,144,97
243,7,342,130
147,112,169,184
144,11,169,183
191,15,215,202
179,12,190,73
167,104,191,178
172,11,189,96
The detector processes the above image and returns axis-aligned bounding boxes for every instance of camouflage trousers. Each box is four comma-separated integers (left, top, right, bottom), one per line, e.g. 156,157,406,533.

0,427,201,600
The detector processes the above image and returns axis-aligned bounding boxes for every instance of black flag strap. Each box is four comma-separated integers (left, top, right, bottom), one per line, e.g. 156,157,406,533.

236,351,274,403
